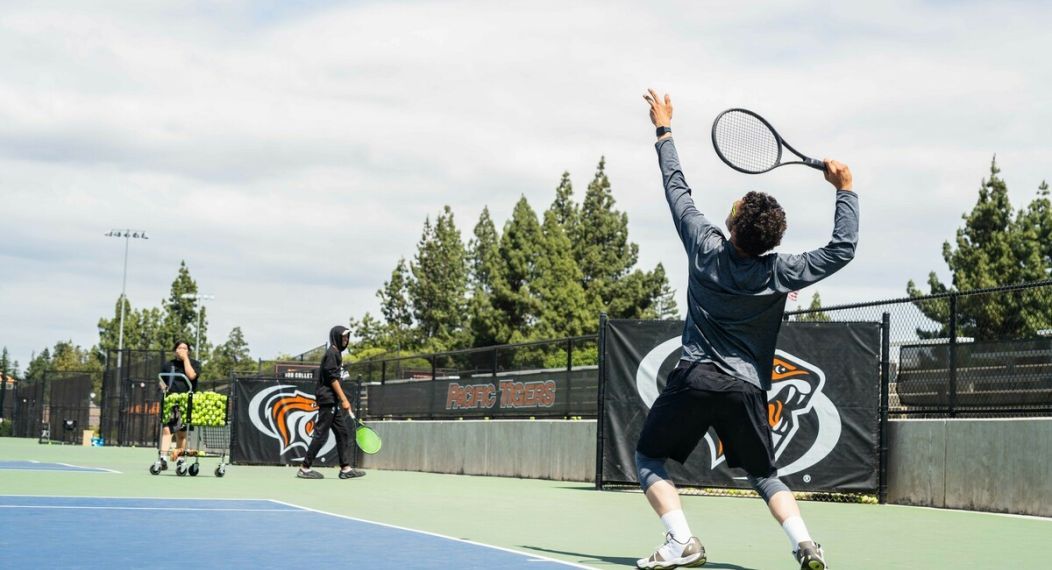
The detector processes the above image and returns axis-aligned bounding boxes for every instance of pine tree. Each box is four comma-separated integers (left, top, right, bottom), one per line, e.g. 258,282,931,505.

534,209,591,338
408,206,469,349
907,158,1052,339
162,261,209,355
493,197,546,341
209,327,256,379
467,207,505,347
573,157,650,317
796,292,831,322
377,258,415,350
650,264,680,320
550,172,579,238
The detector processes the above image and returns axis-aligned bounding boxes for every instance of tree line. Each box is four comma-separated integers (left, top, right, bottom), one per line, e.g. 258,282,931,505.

346,158,680,359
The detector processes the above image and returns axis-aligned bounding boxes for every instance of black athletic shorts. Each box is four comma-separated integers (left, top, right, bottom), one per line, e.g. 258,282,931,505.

636,361,776,478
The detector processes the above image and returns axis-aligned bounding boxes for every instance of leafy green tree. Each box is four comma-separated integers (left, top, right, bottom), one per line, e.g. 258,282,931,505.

795,292,831,322
209,327,257,380
908,158,1052,339
50,340,103,372
650,264,680,320
348,313,388,352
162,261,209,356
1019,180,1052,268
0,347,11,377
574,157,637,310
377,258,415,350
24,349,51,383
550,172,579,239
408,207,469,349
98,299,166,358
493,197,546,342
571,157,671,319
534,209,591,338
467,207,505,347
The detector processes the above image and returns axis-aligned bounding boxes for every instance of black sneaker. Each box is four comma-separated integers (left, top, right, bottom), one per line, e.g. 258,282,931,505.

297,469,324,479
159,458,169,471
339,468,366,479
794,541,827,570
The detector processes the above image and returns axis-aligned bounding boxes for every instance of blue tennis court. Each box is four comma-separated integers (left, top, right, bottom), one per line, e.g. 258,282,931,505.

0,496,589,569
0,460,118,473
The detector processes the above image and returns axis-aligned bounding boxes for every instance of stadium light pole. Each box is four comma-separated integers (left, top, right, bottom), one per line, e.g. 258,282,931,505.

105,229,149,369
180,293,215,352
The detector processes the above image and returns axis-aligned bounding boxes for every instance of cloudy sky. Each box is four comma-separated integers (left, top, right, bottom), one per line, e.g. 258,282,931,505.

2,0,1049,367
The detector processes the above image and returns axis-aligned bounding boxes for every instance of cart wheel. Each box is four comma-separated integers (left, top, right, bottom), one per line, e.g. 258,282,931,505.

215,466,225,478
176,463,188,476
149,464,161,475
189,463,200,477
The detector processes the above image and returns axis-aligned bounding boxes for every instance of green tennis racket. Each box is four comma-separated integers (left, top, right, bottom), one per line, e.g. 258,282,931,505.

346,409,382,455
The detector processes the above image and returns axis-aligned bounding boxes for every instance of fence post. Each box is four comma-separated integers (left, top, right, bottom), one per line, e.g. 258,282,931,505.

948,294,958,418
0,368,7,422
879,312,891,504
429,355,437,420
594,314,608,489
381,360,387,386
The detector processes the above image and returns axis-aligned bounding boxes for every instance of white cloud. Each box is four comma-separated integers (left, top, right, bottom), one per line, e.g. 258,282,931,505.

2,0,1050,367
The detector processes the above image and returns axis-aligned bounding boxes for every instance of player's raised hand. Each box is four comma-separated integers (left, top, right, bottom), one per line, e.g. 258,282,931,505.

643,89,672,128
824,160,853,191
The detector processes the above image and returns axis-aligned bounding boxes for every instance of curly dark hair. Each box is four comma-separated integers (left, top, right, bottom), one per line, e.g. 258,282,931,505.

729,191,787,256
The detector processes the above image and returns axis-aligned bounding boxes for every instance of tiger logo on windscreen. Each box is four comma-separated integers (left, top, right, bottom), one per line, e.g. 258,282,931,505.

248,385,334,458
703,350,841,476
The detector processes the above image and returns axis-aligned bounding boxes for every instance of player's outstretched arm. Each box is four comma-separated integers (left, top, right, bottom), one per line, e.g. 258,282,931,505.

774,159,858,290
644,89,714,249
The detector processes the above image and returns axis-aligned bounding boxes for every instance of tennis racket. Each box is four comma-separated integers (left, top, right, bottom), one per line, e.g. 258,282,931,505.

344,408,382,455
711,108,826,174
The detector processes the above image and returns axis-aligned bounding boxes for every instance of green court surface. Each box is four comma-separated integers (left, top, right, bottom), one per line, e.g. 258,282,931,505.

0,438,1046,569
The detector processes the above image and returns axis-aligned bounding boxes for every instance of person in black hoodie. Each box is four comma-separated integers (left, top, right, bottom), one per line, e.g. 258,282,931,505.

297,325,365,480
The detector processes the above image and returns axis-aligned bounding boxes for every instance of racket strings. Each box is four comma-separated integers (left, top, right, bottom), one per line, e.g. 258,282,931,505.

713,111,780,173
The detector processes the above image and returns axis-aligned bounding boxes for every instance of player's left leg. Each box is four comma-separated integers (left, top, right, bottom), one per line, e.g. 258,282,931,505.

332,409,364,479
718,387,828,570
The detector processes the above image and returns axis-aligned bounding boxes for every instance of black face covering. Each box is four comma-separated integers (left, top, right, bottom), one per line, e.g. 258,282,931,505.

329,325,349,351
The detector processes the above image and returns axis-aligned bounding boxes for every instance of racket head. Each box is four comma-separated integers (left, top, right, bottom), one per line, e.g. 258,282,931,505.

711,108,783,174
355,425,382,454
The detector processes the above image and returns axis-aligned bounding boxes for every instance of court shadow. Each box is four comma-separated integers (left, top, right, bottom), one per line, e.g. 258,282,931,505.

520,546,757,570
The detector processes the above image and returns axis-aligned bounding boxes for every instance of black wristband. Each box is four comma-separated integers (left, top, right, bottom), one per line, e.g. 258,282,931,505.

656,126,672,137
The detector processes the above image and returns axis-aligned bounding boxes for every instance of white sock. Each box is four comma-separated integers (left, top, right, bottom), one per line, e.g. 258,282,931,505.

781,516,812,550
660,509,693,548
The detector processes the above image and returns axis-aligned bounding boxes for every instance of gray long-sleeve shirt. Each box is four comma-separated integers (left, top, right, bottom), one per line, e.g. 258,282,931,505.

657,137,859,390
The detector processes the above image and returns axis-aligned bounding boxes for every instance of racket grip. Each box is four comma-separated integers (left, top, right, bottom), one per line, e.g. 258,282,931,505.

804,157,826,171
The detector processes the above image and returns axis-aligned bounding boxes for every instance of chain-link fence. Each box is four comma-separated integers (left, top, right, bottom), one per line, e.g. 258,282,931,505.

786,279,1052,417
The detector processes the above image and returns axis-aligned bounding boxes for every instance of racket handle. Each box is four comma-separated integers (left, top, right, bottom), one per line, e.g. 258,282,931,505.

804,157,826,171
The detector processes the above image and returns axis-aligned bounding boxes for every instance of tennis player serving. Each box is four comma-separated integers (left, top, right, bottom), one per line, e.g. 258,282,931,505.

633,90,857,570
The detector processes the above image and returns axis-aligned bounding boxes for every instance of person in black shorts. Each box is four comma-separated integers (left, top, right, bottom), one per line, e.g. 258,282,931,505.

297,325,364,480
157,340,200,470
634,90,858,570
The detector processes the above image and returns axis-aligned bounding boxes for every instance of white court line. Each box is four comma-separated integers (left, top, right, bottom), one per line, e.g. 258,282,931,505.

0,495,267,501
882,503,1052,522
268,499,596,569
55,462,122,474
0,505,308,512
0,461,121,474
